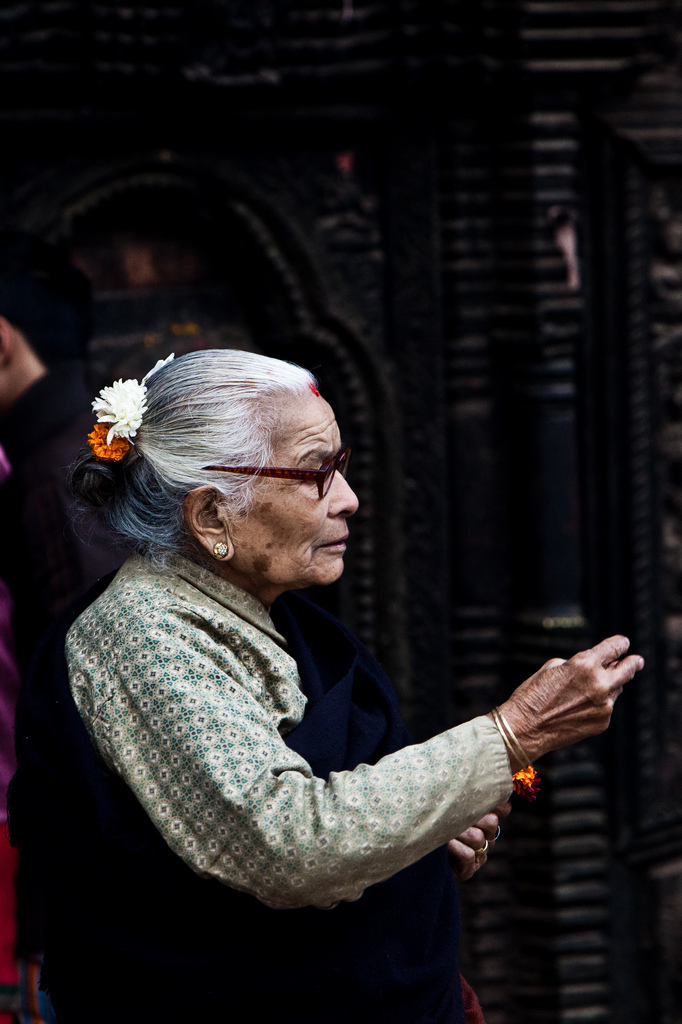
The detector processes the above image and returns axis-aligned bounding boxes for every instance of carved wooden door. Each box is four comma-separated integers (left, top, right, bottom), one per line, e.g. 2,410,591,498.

588,73,682,1024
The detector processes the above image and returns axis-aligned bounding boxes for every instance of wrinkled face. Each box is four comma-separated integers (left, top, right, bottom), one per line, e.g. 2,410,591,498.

220,391,358,607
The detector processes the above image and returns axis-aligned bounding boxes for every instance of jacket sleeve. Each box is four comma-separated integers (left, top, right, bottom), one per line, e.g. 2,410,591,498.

67,590,511,910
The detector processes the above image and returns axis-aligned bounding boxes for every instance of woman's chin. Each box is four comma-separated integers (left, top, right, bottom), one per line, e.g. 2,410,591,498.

304,555,346,589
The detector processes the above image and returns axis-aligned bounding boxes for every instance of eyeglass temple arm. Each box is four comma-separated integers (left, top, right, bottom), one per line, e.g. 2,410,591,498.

202,465,321,481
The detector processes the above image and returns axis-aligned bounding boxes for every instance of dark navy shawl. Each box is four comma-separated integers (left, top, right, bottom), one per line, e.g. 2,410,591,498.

10,578,464,1024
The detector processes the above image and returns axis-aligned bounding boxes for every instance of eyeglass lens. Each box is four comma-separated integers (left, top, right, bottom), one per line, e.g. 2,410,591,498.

322,448,351,497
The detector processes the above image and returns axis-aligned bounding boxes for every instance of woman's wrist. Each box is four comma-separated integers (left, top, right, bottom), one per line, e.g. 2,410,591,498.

487,701,543,770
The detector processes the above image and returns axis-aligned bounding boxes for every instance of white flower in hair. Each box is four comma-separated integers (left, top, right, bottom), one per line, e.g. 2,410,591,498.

92,379,147,446
92,353,175,446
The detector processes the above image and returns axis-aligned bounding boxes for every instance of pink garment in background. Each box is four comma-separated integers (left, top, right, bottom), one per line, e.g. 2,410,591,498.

0,441,20,1010
0,442,19,824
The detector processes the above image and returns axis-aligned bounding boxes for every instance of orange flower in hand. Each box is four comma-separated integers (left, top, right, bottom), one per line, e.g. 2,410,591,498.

512,766,541,802
88,423,131,463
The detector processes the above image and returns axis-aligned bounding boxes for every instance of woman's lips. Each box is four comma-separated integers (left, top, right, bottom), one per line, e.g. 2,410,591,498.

319,535,348,549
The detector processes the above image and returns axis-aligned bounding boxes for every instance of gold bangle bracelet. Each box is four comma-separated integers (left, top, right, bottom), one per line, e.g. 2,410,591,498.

495,707,530,766
492,706,532,768
493,711,526,767
498,709,532,766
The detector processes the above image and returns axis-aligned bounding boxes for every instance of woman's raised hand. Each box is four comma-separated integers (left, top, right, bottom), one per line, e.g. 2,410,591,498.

497,635,644,769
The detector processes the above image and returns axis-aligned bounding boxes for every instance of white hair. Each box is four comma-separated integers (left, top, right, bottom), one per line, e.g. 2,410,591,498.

71,348,318,559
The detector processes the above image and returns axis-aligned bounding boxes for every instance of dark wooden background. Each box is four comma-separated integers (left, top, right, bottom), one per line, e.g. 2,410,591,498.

4,2,682,1021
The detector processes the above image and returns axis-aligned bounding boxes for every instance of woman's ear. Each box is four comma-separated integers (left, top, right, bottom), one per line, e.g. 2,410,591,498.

183,487,234,561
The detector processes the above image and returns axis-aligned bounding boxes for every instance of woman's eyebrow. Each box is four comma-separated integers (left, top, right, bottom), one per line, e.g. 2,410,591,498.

296,443,341,467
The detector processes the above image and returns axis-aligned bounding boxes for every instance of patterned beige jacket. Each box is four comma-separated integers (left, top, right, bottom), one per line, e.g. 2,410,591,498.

66,553,512,909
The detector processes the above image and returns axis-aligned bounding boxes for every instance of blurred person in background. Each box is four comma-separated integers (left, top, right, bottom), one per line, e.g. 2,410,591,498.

0,444,19,1024
0,231,122,669
0,231,124,1023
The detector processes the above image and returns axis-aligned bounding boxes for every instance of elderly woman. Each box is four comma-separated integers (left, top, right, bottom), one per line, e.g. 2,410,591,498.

10,350,642,1024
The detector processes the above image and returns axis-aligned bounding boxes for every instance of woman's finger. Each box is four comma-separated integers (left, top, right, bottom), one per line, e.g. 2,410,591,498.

606,653,644,685
448,839,477,881
455,826,487,851
476,814,500,841
455,814,504,850
590,634,631,667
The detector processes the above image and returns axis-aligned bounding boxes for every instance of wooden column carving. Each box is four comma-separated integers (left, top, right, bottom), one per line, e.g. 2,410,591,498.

438,116,512,1024
386,122,451,739
493,106,609,1024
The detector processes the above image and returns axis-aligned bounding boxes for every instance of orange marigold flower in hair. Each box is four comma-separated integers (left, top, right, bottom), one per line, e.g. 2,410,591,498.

88,422,131,463
512,765,541,802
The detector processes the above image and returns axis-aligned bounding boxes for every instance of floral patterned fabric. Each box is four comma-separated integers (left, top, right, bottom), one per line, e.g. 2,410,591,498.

66,553,512,909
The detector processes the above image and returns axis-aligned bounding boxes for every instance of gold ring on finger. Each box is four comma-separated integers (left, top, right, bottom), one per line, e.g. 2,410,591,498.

473,840,489,855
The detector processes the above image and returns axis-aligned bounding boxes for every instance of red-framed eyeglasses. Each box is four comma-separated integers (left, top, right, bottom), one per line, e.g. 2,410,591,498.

202,446,352,499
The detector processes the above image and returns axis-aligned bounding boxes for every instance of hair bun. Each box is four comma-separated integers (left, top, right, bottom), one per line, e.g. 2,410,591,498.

69,446,120,508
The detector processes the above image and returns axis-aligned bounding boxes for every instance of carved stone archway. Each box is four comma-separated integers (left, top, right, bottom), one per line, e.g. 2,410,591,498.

12,155,406,674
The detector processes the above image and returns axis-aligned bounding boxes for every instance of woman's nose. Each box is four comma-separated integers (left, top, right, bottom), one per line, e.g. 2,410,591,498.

329,471,359,517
